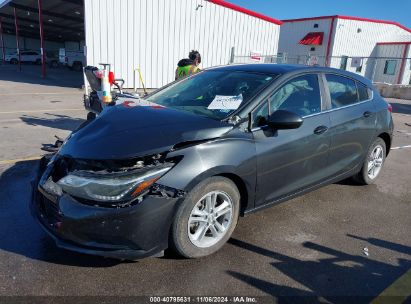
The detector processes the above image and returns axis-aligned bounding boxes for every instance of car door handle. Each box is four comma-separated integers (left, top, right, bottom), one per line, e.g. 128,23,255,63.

314,125,328,135
363,111,372,118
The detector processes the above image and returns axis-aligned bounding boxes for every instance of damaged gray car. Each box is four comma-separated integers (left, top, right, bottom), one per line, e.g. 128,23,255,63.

32,64,393,259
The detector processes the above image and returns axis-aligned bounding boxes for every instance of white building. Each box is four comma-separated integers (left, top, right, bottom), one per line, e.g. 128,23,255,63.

279,15,411,84
374,42,411,85
84,0,282,88
0,0,281,87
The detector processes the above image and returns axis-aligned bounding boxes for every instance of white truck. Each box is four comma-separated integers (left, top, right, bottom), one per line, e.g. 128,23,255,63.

59,48,86,71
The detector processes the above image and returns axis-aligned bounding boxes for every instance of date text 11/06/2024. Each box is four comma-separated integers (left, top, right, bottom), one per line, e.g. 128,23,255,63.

149,296,258,303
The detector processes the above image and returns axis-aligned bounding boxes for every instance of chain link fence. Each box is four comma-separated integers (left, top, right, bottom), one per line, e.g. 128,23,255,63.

229,50,411,85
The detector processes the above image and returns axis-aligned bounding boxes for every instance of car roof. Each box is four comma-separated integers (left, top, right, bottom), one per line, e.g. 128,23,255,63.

208,64,373,86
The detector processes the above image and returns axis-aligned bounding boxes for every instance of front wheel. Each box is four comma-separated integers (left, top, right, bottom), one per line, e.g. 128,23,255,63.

354,137,386,185
171,176,240,258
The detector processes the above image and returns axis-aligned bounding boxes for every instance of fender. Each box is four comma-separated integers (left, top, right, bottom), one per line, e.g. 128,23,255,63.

157,135,257,211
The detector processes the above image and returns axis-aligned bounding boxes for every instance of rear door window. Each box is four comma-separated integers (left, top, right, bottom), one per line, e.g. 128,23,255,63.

325,74,358,108
357,82,371,101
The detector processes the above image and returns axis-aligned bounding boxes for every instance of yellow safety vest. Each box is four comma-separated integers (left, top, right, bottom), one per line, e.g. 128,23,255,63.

176,65,200,80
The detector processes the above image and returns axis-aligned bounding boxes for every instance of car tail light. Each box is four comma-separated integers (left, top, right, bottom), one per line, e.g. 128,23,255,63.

387,102,393,113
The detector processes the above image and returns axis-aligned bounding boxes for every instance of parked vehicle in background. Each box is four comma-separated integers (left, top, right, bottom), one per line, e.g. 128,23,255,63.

32,64,393,260
59,48,85,71
5,51,43,64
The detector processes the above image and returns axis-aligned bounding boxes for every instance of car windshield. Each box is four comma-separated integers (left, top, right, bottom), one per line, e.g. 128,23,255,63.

146,70,277,120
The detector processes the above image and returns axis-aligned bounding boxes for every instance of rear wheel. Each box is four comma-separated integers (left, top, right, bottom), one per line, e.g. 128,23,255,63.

171,176,240,258
10,58,18,65
354,137,386,185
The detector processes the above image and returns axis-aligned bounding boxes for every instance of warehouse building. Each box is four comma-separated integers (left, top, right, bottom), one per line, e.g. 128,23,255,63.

0,0,282,88
84,0,282,88
0,1,84,53
373,42,411,85
279,15,411,84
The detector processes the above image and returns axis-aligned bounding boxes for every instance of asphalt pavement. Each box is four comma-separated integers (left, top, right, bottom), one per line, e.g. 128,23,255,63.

0,65,410,303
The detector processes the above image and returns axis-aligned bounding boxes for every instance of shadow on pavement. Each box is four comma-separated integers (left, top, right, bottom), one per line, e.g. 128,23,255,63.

20,113,85,132
227,271,315,303
228,238,411,303
1,158,411,295
335,178,365,187
0,63,83,88
347,234,411,256
0,160,123,267
390,102,411,115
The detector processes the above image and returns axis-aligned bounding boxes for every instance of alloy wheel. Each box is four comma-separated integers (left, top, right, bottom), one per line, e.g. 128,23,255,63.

367,145,384,179
188,191,233,248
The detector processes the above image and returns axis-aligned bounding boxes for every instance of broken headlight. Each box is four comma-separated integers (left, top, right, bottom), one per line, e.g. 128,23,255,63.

56,165,172,203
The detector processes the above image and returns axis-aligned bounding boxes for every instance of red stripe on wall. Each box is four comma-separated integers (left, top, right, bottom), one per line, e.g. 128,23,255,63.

397,44,409,84
325,17,335,67
377,42,411,45
282,15,336,22
207,0,283,25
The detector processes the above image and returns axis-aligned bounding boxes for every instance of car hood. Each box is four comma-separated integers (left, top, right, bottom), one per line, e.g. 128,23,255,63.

59,101,233,160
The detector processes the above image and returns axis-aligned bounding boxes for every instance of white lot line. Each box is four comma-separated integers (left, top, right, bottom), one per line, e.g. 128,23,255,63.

0,108,83,114
0,92,74,96
391,145,411,150
396,130,411,136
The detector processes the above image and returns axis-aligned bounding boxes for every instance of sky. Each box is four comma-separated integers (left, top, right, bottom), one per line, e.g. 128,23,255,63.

229,0,411,28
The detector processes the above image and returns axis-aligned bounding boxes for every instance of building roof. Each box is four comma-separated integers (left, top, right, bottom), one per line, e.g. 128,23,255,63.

207,0,283,25
282,15,411,34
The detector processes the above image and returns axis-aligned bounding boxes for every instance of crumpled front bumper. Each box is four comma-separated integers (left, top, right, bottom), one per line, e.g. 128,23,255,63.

30,157,180,260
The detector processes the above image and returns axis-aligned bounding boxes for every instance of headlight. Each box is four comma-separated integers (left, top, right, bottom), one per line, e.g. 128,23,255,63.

56,165,172,203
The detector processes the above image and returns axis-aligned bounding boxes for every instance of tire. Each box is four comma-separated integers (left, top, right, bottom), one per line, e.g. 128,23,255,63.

354,137,386,185
10,58,18,65
171,176,240,258
35,59,41,65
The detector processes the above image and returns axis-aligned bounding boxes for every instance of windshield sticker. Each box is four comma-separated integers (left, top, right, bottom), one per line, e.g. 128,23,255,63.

207,94,243,110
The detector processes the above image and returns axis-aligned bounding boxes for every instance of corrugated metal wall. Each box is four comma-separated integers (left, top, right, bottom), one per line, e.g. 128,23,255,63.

331,19,411,78
278,18,333,66
84,0,280,88
279,17,411,84
374,44,411,85
403,46,411,85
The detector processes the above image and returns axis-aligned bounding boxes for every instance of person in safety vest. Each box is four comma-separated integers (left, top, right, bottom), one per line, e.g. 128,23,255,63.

175,50,201,80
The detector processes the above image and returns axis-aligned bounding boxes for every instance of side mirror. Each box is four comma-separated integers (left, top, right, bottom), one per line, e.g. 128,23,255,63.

267,110,303,130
